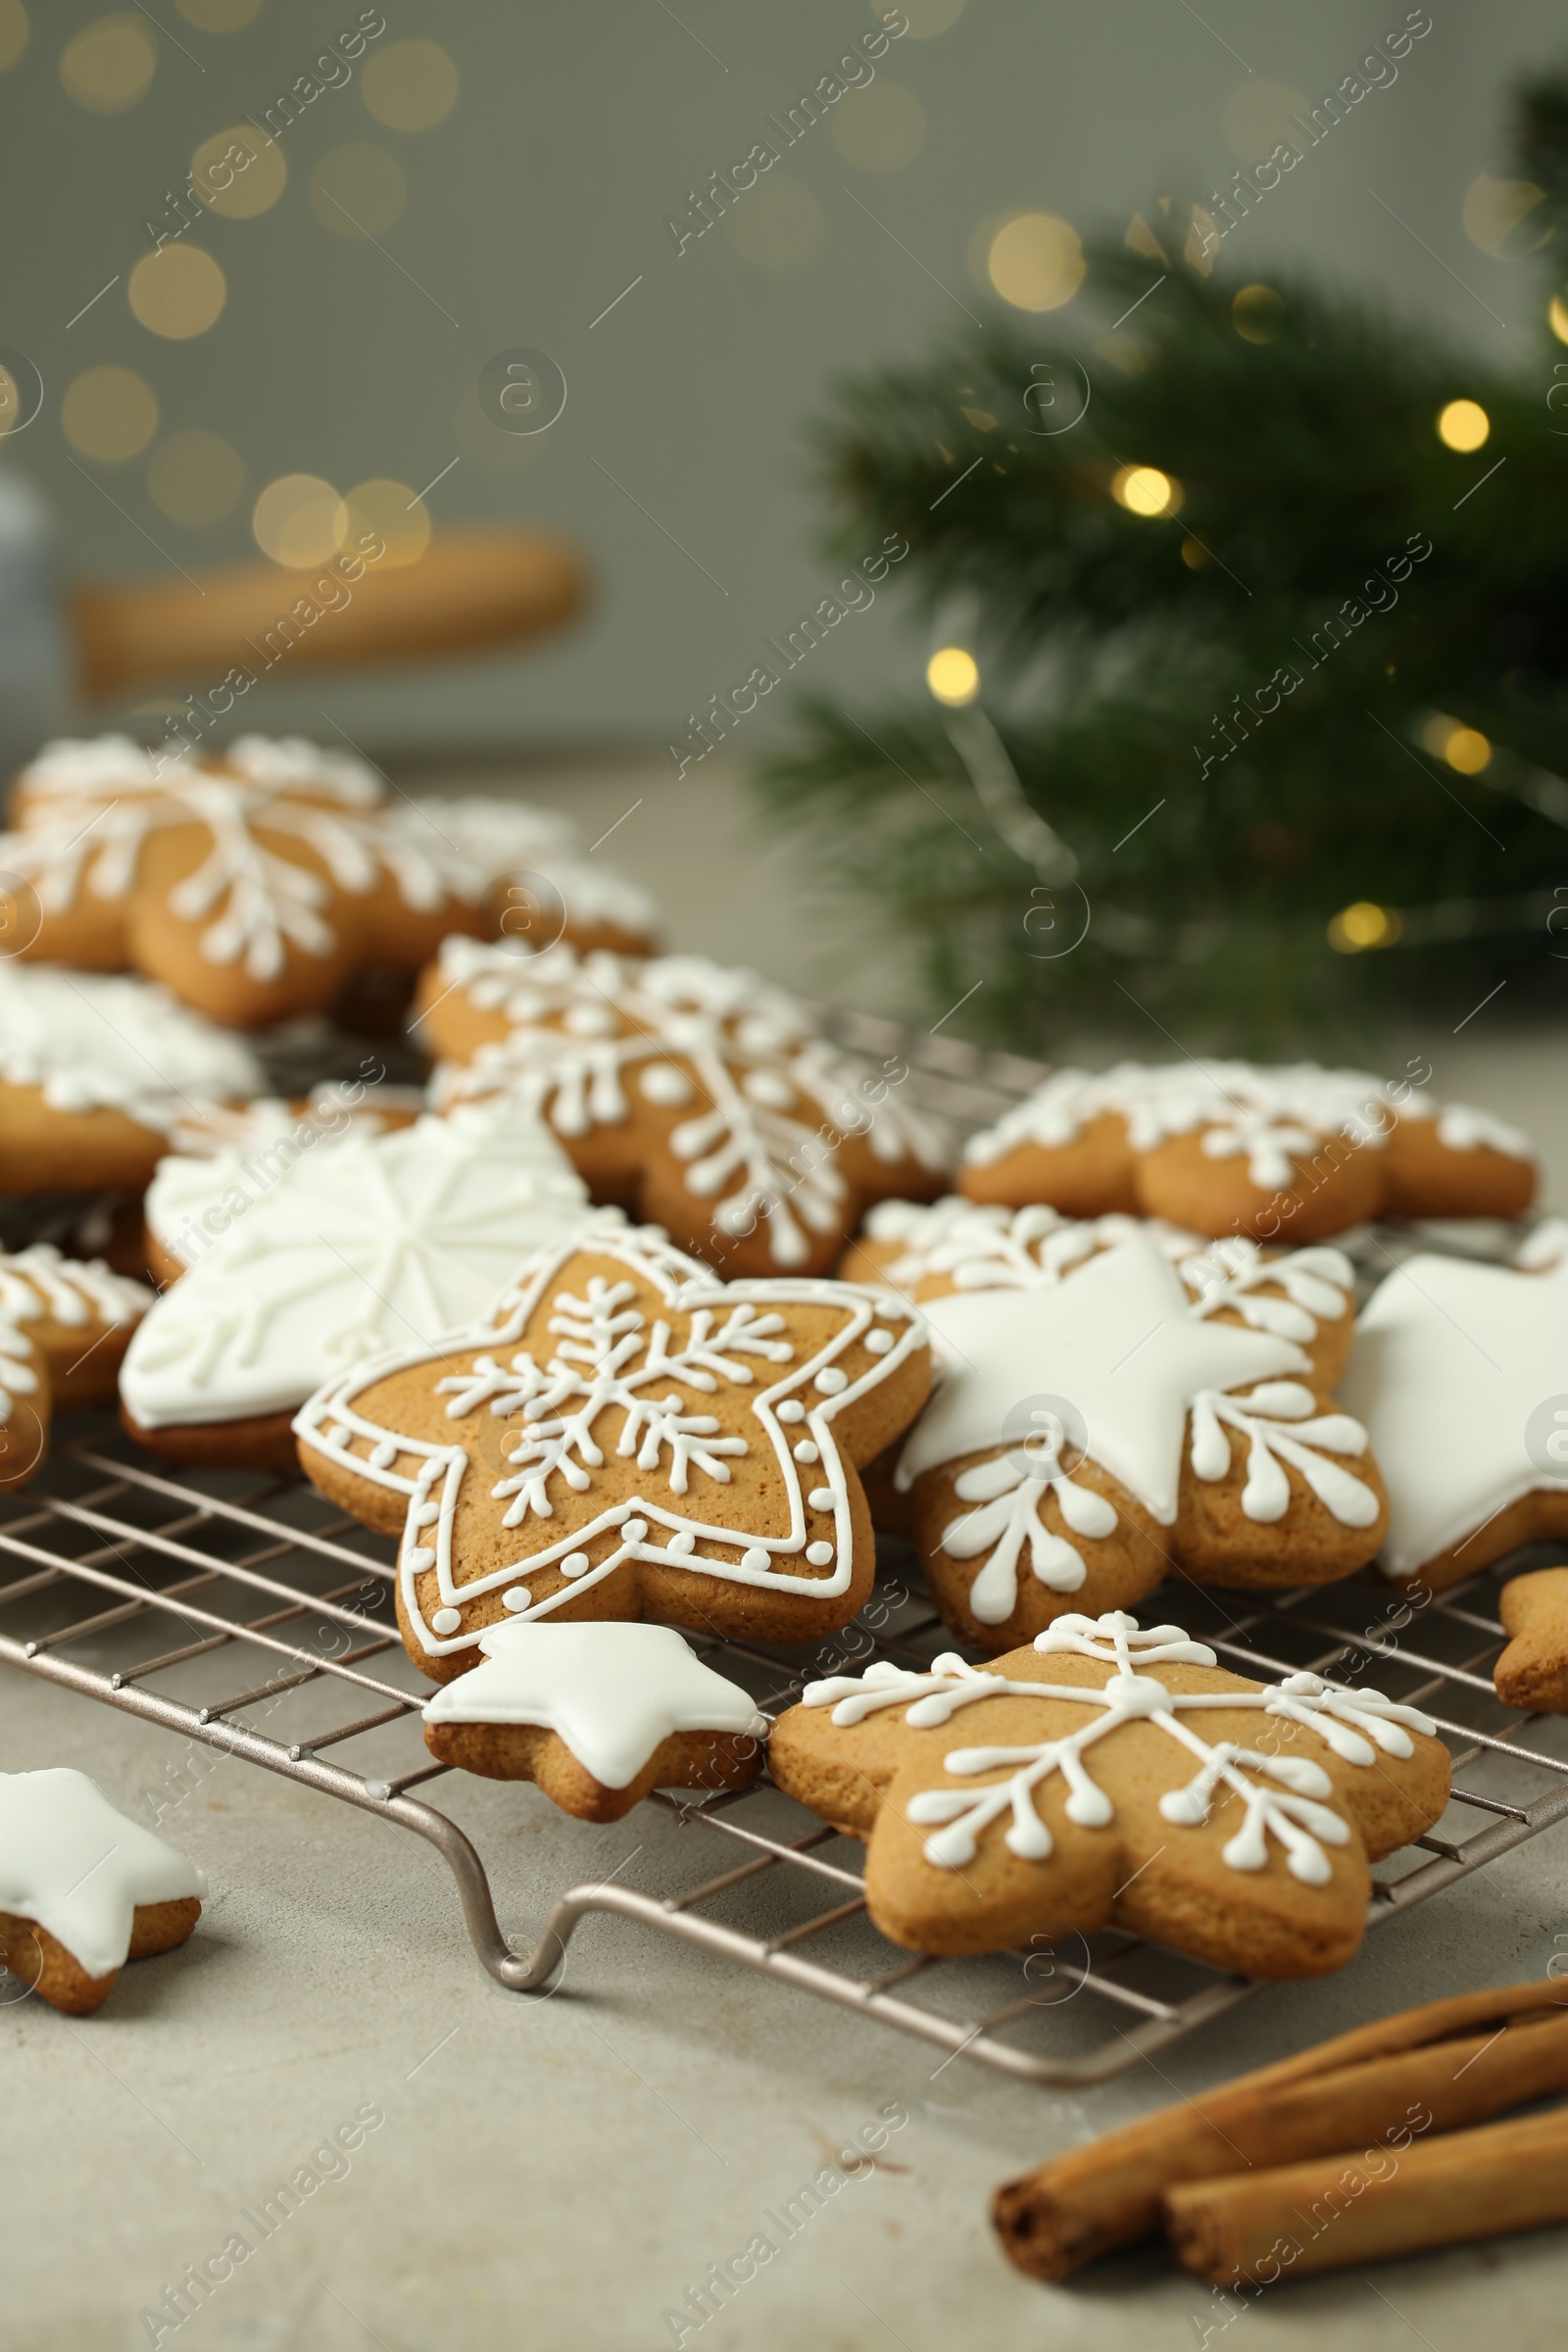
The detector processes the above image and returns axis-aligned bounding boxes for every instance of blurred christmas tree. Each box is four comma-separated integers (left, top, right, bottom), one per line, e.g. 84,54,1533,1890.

758,70,1568,1053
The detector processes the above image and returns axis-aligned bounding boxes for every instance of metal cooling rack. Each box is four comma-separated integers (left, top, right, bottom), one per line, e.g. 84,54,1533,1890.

2,1013,1566,2086
3,1425,1567,2087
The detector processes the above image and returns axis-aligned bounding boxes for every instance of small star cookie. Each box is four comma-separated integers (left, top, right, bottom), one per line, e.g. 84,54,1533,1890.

421,1620,767,1819
0,1769,204,2014
767,1611,1450,1979
295,1227,932,1672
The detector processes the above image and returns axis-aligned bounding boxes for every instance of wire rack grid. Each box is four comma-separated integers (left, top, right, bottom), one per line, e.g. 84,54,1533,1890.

4,1020,1568,2089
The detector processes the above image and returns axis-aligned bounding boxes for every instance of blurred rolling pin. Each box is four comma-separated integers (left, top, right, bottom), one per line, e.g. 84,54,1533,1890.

73,525,588,699
0,471,586,773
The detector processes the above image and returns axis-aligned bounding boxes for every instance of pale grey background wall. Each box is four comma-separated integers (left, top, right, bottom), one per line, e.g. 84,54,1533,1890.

2,0,1566,760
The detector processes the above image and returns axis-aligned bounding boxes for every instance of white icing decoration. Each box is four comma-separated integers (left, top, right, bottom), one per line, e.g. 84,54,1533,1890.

0,962,263,1131
148,1089,429,1268
0,1244,149,1333
0,1768,205,1980
430,939,946,1267
895,1233,1373,1626
379,794,659,940
7,736,428,980
805,1610,1433,1885
293,1231,926,1656
1342,1250,1568,1579
959,1060,1536,1190
120,1106,596,1428
421,1620,766,1788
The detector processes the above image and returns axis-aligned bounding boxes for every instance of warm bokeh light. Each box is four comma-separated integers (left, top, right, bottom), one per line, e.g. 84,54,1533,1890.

1232,283,1285,343
1437,398,1490,452
895,0,966,33
361,38,459,132
252,474,348,568
832,82,926,173
0,0,27,72
1462,174,1547,259
986,213,1084,312
310,144,407,238
175,0,262,26
1445,725,1493,774
61,365,159,462
727,175,823,273
926,647,980,706
128,244,226,338
1328,902,1402,954
147,428,245,525
342,478,431,567
192,124,285,220
60,12,155,112
1549,295,1568,345
1112,465,1178,516
1180,537,1208,570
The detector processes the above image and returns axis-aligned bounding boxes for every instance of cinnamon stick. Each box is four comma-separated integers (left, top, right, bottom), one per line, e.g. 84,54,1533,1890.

1164,2105,1568,2283
992,1980,1568,2281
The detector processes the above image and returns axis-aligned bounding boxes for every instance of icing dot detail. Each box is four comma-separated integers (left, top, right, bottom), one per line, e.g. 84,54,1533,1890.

430,1606,463,1635
666,1530,696,1555
777,1398,806,1423
793,1440,820,1464
864,1329,895,1355
502,1586,533,1611
808,1487,836,1511
639,1061,694,1105
740,1545,770,1572
623,1518,649,1542
813,1366,849,1394
806,1541,835,1567
406,1546,435,1572
561,1551,592,1577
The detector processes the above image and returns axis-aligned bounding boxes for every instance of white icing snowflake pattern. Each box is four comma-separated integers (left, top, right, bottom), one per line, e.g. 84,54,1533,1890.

295,1230,925,1657
806,1611,1435,1886
432,940,946,1267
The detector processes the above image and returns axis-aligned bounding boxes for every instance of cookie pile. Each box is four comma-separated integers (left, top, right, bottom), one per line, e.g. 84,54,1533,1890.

959,1060,1535,1239
1,734,657,1028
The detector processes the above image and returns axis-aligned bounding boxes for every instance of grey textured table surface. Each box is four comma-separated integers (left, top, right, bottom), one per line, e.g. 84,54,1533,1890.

8,756,1568,2349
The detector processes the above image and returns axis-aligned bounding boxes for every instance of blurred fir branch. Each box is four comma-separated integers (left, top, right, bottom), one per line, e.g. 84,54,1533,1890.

757,77,1568,1054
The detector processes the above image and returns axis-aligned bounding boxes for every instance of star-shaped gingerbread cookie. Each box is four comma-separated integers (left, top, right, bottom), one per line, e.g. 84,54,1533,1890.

1342,1228,1568,1588
767,1611,1450,1979
295,1229,931,1672
0,1768,205,2014
421,1620,768,1819
886,1225,1381,1650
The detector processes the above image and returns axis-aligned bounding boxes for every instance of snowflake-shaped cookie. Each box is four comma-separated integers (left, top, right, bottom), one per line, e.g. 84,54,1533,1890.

119,1103,596,1464
891,1227,1380,1647
959,1060,1534,1237
419,938,948,1276
1341,1234,1568,1588
767,1610,1449,1978
295,1227,932,1672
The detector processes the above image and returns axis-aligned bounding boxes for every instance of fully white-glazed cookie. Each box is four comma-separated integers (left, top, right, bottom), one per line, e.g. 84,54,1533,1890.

120,1102,596,1468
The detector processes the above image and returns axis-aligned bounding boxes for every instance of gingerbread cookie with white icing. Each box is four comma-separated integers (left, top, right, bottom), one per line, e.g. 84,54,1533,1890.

0,961,264,1198
1343,1223,1568,1592
418,939,948,1278
2,733,489,1028
1494,1568,1568,1714
960,1061,1535,1240
383,796,660,958
766,1610,1450,1978
0,1768,204,2013
0,1244,152,1486
294,1228,932,1673
421,1620,766,1819
887,1222,1376,1650
120,1103,596,1471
